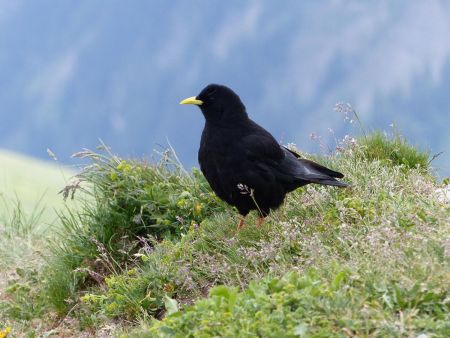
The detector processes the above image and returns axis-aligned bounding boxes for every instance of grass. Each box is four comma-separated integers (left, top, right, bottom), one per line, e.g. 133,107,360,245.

0,150,76,270
1,132,449,337
136,269,448,337
0,149,73,222
0,150,76,272
0,150,76,336
42,146,227,314
358,131,430,171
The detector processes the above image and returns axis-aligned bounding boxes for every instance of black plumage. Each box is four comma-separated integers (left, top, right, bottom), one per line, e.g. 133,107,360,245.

180,84,348,226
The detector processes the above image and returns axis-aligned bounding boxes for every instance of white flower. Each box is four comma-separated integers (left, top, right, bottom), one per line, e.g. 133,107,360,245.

416,334,428,338
435,185,450,204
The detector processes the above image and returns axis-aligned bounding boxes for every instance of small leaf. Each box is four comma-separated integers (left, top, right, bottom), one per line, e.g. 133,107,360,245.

331,270,347,290
164,295,179,315
16,267,25,278
293,323,308,337
209,285,231,298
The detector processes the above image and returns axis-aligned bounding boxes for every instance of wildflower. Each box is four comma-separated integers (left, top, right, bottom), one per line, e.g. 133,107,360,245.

237,183,252,195
0,327,11,338
127,268,137,276
334,102,354,116
194,203,203,215
343,135,357,147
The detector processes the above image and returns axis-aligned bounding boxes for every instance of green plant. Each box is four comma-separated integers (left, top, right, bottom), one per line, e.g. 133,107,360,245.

79,239,179,320
334,103,430,171
0,196,46,238
43,146,226,313
130,269,449,337
0,268,46,321
3,131,448,337
357,130,430,171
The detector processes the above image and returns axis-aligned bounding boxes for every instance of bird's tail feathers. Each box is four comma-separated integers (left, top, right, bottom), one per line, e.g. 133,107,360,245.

298,159,344,178
295,159,349,188
313,179,349,188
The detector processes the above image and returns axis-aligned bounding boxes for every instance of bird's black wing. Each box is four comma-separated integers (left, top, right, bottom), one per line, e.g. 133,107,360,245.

239,123,347,188
241,131,284,163
280,147,348,187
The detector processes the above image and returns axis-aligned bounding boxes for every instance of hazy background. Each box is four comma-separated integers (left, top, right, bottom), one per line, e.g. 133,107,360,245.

1,0,450,175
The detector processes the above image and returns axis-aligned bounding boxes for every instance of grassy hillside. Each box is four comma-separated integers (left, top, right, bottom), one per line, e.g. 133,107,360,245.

0,149,74,222
0,135,449,337
0,150,75,294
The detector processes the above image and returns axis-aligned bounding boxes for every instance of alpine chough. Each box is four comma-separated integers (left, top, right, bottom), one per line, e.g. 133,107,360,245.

180,84,348,228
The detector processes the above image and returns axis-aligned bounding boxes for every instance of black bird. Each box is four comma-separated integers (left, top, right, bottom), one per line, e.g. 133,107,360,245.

180,84,348,228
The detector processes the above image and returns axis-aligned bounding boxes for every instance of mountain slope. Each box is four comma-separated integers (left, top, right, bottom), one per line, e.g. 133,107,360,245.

0,149,74,221
0,1,449,174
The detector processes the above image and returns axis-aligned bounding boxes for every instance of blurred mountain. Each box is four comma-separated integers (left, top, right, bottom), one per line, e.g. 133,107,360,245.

1,0,449,175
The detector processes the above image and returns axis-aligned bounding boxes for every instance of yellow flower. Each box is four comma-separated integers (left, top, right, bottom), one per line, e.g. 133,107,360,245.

0,327,11,338
116,160,127,170
177,199,186,208
194,203,203,215
127,268,137,276
110,171,118,181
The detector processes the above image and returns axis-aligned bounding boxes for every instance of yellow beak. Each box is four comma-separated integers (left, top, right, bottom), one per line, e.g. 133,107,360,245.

179,96,203,105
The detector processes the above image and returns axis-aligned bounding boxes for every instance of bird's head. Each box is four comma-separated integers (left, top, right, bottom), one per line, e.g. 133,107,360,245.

180,84,248,123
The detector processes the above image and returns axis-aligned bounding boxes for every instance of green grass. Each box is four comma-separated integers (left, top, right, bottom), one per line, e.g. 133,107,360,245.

41,147,228,314
137,269,448,337
0,150,77,336
0,150,76,271
1,133,449,337
0,149,74,223
358,131,430,171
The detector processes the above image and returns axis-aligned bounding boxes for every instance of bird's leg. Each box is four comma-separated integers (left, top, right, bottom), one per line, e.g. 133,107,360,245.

256,217,265,228
237,216,246,229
